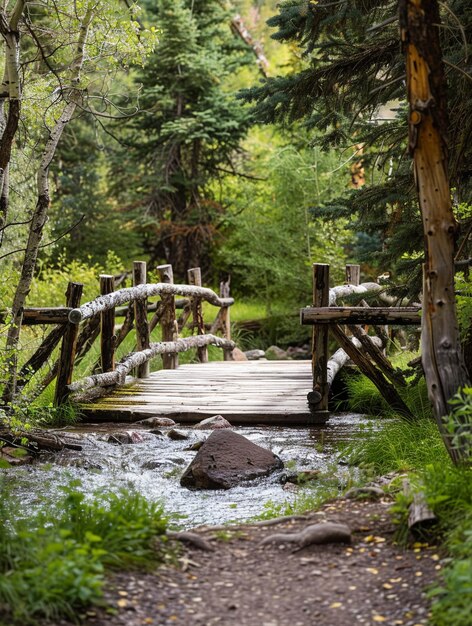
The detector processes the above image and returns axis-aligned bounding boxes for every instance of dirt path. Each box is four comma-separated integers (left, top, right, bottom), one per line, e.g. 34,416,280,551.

58,496,442,626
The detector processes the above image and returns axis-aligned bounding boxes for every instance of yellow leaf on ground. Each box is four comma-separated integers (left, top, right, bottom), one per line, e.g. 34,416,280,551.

330,602,342,608
366,567,379,574
117,599,128,608
373,616,387,622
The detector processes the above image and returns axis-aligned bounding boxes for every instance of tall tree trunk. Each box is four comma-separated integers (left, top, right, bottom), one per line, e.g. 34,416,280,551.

2,8,93,405
400,0,470,462
0,1,26,248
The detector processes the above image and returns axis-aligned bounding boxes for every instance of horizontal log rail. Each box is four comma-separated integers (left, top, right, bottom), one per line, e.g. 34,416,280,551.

68,284,233,324
67,334,235,394
301,306,421,325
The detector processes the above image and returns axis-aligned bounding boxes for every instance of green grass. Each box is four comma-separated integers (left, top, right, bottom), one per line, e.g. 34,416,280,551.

343,417,447,474
0,481,171,625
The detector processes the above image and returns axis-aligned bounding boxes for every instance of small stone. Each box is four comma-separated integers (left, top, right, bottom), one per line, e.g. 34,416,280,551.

167,429,189,441
265,345,289,360
231,347,248,361
135,417,176,427
244,349,266,360
193,415,232,430
344,486,384,500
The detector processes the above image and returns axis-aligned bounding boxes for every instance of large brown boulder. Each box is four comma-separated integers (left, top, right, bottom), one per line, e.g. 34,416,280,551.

180,430,283,490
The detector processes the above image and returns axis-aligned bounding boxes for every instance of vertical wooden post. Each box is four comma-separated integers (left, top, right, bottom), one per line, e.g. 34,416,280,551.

100,275,116,374
345,264,360,286
188,267,208,363
54,281,83,406
158,264,178,369
220,279,232,361
310,263,330,416
133,261,150,378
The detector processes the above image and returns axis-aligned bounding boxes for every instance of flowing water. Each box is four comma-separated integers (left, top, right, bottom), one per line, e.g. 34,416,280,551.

1,414,373,528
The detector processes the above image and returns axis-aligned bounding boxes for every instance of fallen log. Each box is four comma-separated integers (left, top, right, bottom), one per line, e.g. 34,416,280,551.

68,334,235,393
68,284,233,324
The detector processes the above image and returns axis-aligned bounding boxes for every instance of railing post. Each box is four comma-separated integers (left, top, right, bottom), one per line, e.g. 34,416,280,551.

133,261,150,378
157,264,178,369
100,275,116,374
220,278,232,361
310,263,330,415
188,267,208,363
54,281,83,406
345,264,360,286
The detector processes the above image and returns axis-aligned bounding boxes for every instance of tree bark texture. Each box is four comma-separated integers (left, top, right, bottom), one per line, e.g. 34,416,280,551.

133,262,150,378
54,282,83,406
311,264,329,412
68,283,233,323
400,0,470,461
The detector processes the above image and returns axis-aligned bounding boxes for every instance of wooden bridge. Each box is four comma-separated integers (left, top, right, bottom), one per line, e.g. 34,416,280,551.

80,360,315,424
6,261,422,425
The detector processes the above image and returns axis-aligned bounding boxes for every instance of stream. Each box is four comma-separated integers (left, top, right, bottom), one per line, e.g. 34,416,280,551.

1,414,373,528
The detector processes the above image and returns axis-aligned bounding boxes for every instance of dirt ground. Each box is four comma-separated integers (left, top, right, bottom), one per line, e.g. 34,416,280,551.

56,495,443,626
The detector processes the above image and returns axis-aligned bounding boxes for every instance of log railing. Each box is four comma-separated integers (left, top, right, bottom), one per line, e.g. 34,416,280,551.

6,262,234,406
302,263,421,421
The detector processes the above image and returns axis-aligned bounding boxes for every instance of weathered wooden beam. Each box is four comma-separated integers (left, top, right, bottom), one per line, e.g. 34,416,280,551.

158,265,178,369
188,268,208,363
345,264,361,286
330,325,414,420
311,264,330,414
0,307,71,325
133,261,150,378
54,282,83,406
348,324,407,387
301,306,421,326
68,284,233,324
17,324,67,388
219,278,232,362
100,275,116,374
68,334,235,394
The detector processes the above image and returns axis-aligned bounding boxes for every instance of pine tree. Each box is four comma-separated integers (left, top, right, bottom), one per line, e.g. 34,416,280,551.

112,0,253,279
241,0,472,294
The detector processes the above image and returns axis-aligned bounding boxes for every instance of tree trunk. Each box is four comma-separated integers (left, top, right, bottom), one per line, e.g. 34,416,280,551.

2,8,92,405
400,0,470,461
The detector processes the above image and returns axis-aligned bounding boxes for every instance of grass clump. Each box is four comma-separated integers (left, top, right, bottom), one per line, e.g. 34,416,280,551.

344,417,447,475
0,481,170,625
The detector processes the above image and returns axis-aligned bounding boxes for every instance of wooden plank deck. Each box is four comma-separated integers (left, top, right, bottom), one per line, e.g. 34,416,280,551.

80,360,328,425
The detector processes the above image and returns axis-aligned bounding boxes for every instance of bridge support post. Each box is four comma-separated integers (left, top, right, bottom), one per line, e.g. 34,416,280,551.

188,267,208,363
220,277,232,361
345,264,360,286
133,261,150,378
54,281,83,406
309,263,330,418
100,275,116,375
158,264,178,369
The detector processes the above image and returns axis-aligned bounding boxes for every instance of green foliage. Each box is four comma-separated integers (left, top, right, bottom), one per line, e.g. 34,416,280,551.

344,418,448,475
110,0,253,279
344,372,432,420
0,482,170,625
444,387,472,459
241,0,472,290
217,138,349,307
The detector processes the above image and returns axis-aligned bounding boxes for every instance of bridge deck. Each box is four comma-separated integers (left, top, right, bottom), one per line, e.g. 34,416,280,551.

80,360,328,425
